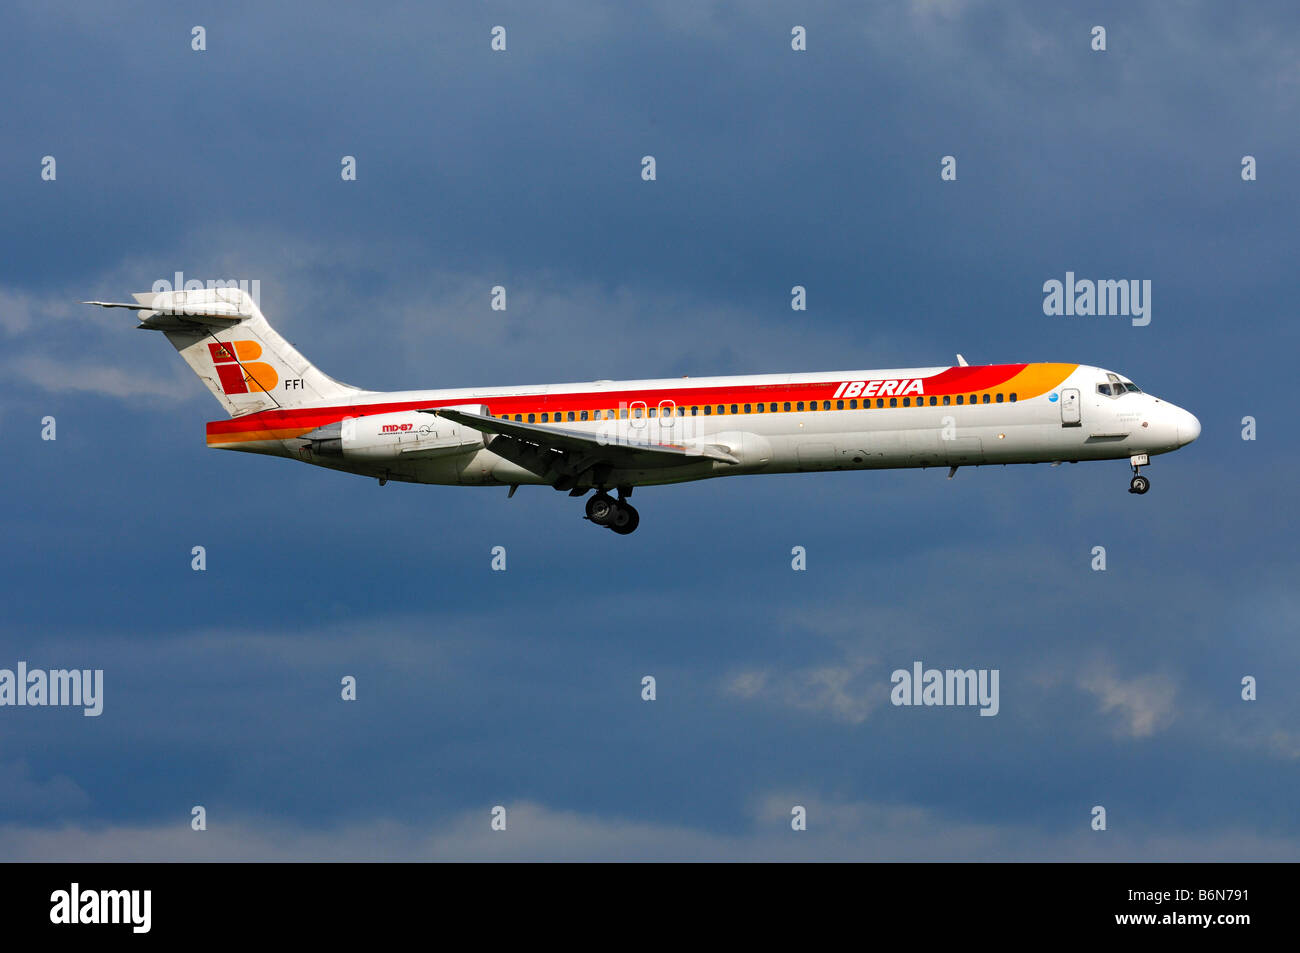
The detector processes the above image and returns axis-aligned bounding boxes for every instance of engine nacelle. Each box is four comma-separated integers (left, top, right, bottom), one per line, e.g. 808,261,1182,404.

305,407,485,461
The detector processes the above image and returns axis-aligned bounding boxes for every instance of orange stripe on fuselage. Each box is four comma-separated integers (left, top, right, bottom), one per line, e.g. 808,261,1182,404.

205,363,1079,445
995,363,1078,401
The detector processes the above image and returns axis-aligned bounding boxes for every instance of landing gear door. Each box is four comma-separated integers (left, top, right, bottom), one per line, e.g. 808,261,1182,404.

1060,388,1081,426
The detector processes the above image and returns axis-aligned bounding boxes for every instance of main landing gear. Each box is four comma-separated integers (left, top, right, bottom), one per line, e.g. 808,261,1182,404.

1128,453,1150,495
584,488,640,535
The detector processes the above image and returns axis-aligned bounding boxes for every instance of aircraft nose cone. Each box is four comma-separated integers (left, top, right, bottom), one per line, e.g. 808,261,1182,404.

1177,408,1201,446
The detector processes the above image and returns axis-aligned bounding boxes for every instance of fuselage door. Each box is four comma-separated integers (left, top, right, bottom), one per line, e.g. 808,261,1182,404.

1060,388,1081,426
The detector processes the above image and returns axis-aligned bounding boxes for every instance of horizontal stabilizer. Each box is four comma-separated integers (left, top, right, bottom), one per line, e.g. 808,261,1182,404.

86,292,252,329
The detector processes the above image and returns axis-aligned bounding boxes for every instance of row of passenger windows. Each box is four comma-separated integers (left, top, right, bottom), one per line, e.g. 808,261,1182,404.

499,393,1018,423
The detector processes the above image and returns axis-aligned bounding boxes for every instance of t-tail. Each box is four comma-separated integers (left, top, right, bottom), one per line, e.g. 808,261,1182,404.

85,287,360,416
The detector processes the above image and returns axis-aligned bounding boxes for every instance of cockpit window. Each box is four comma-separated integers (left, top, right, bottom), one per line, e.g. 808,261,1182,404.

1099,376,1142,397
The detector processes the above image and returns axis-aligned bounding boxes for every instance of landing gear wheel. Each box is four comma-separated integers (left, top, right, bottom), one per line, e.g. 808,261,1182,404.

609,504,640,535
586,493,616,525
1129,475,1150,495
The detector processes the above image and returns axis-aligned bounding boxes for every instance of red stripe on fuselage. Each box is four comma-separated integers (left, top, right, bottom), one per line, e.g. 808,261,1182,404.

206,364,1029,437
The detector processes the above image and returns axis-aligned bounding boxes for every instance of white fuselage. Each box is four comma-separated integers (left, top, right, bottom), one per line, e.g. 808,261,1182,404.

207,361,1200,490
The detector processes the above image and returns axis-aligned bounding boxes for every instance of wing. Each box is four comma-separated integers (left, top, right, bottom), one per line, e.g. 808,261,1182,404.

428,406,739,487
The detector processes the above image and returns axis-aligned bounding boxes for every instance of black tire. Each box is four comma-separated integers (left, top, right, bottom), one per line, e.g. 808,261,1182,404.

610,504,640,535
1129,475,1150,495
587,494,616,524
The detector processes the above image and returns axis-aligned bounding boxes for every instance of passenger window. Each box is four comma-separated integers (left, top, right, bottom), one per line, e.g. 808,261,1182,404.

809,401,817,411
796,402,804,411
836,400,844,410
633,408,642,418
744,404,751,414
1009,393,1017,402
822,401,830,410
943,395,950,405
784,402,791,412
969,394,977,404
528,413,536,422
731,404,738,414
756,403,764,413
704,405,712,415
889,398,897,408
995,394,1003,403
567,411,575,421
956,395,963,405
929,396,937,406
770,403,777,413
620,408,628,419
691,406,698,416
902,397,910,407
876,398,884,408
580,410,588,421
850,399,858,409
677,406,685,416
982,394,990,404
541,413,549,422
647,407,656,417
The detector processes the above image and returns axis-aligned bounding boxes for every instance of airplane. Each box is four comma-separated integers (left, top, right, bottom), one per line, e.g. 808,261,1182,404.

87,287,1200,535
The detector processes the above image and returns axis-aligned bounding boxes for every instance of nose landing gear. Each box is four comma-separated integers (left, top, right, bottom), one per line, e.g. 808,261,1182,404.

1128,453,1150,494
584,489,640,534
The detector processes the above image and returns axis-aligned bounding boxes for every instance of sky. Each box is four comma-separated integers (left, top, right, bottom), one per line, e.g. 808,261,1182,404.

0,0,1297,860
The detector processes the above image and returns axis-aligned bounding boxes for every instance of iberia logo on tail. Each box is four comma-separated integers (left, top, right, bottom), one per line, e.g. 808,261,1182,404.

208,340,279,394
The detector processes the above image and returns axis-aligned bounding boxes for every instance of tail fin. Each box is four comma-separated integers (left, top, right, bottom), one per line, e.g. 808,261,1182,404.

87,287,361,416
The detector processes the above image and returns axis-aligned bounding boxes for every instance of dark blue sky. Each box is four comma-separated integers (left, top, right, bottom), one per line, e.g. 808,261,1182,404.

1,1,1296,859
